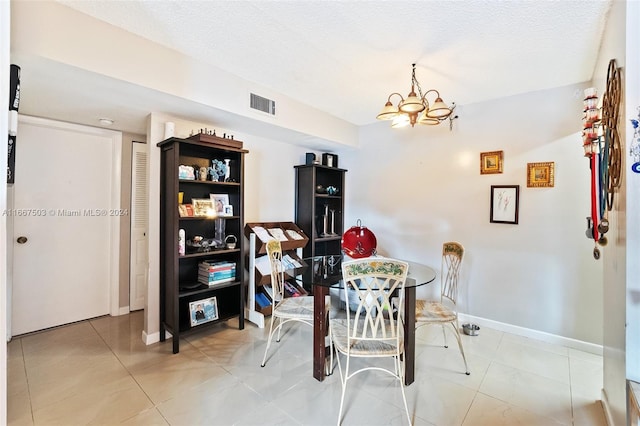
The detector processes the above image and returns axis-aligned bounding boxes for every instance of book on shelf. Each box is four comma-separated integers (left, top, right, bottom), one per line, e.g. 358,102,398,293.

178,204,194,217
267,228,288,241
285,229,305,240
198,275,235,287
281,254,302,269
199,272,235,282
263,284,274,300
200,260,236,271
284,281,303,297
255,292,271,308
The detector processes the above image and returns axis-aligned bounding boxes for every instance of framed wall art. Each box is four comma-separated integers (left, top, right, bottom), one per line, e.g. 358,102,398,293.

480,151,504,174
527,162,555,187
490,185,519,224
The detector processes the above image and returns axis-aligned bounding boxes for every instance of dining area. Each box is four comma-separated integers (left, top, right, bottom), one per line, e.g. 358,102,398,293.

259,234,472,425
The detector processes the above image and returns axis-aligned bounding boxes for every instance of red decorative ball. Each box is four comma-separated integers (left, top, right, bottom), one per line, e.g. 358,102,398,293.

341,220,377,258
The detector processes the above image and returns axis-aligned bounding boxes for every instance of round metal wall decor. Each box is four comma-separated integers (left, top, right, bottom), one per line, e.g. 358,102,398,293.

601,59,622,210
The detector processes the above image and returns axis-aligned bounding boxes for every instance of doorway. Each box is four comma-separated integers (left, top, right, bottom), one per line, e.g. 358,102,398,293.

10,116,121,336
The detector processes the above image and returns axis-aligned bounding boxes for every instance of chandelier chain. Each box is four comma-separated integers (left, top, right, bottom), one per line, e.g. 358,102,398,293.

411,64,425,100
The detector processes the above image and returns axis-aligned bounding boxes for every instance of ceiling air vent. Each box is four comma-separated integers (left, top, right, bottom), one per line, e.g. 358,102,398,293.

250,93,276,115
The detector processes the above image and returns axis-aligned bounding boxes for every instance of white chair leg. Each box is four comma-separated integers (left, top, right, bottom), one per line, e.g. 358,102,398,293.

396,354,412,425
336,351,347,425
449,322,470,375
441,324,448,348
261,315,277,367
327,327,334,376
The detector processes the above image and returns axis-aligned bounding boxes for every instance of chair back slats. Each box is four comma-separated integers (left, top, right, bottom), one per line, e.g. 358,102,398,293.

266,239,285,304
342,259,409,344
441,242,464,305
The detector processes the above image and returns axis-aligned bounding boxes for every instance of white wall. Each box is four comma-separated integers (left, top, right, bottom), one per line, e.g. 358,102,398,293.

625,0,640,385
591,0,628,424
340,83,604,346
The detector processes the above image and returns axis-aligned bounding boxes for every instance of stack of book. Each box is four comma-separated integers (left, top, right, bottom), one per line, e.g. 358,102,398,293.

198,261,236,287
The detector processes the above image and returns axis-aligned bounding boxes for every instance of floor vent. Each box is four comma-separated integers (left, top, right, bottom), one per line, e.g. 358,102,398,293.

250,93,276,115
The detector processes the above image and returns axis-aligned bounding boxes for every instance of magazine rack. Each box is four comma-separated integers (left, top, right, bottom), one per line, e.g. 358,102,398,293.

244,222,309,328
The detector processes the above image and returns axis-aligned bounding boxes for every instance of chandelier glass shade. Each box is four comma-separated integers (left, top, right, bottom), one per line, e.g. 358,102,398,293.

376,63,455,128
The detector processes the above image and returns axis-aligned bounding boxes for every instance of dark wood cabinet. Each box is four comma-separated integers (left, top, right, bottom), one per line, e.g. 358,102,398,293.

294,164,347,258
158,136,248,353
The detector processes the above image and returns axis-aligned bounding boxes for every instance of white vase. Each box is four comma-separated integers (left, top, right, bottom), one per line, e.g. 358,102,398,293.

224,159,231,182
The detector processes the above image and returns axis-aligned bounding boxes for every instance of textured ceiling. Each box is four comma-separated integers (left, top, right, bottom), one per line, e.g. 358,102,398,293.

49,0,612,130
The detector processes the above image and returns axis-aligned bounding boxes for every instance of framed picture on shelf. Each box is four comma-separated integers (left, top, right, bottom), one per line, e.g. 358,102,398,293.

189,296,219,327
178,204,194,217
490,185,519,224
223,204,233,216
527,162,555,187
192,198,215,217
480,151,504,174
210,194,230,215
322,153,338,167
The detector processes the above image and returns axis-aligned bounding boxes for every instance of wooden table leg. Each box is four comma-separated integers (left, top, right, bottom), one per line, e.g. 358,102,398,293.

403,286,416,385
313,285,329,381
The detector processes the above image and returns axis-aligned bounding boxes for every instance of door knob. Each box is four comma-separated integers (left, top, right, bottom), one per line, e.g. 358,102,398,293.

16,236,28,244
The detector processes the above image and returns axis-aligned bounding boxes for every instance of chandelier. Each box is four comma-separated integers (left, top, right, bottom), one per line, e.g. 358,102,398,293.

376,63,457,128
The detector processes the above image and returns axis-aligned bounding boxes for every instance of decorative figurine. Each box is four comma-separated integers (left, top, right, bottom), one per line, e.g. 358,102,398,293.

224,159,231,182
199,166,208,181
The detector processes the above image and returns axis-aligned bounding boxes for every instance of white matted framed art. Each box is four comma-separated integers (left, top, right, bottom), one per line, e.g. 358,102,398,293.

490,185,519,224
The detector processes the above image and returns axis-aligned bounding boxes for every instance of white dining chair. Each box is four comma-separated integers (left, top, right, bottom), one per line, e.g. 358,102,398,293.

329,257,412,425
260,239,328,368
415,241,470,375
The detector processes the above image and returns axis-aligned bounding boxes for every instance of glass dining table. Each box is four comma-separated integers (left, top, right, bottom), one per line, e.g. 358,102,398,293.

287,255,436,385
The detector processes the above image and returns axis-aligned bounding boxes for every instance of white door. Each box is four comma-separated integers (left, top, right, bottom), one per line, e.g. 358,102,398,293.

129,142,148,311
11,117,120,335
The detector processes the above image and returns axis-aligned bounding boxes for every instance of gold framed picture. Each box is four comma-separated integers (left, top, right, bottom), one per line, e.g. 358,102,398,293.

527,162,555,187
480,151,504,174
192,198,215,217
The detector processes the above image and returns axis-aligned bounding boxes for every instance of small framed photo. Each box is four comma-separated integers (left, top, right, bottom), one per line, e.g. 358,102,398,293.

480,151,504,174
223,204,233,216
322,153,338,168
210,194,230,215
189,296,218,327
490,185,519,224
527,162,555,187
192,199,215,217
178,204,194,217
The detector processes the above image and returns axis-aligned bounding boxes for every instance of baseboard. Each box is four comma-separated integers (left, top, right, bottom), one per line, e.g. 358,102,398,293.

142,330,160,345
458,313,603,355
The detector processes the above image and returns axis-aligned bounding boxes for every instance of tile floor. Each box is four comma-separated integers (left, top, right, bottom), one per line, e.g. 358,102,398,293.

7,310,607,425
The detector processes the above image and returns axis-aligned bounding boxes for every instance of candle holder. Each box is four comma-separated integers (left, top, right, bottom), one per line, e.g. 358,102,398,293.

329,209,337,236
320,204,330,237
